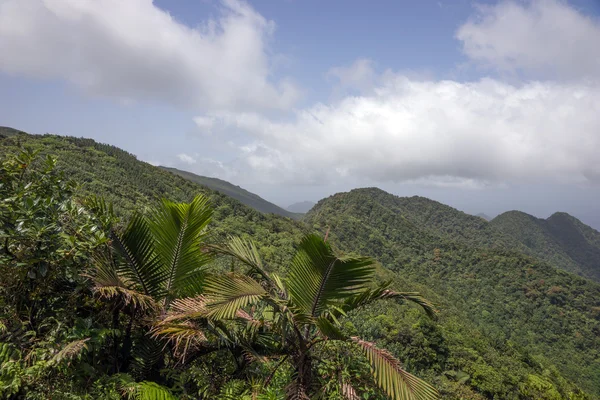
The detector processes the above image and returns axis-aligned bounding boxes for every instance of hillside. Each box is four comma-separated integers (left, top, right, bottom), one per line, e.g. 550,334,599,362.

491,211,600,282
305,188,600,397
2,131,600,398
287,201,316,213
161,166,300,219
0,130,307,269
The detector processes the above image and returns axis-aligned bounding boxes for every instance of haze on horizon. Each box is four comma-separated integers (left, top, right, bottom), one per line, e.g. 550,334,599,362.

0,0,599,229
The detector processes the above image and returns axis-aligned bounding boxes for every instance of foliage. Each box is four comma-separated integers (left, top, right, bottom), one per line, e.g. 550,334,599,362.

156,234,438,399
305,188,600,398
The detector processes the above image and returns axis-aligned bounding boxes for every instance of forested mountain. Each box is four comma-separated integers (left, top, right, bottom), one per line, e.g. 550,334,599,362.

1,129,599,399
0,130,308,267
161,166,300,219
305,188,600,397
475,213,491,221
491,211,600,282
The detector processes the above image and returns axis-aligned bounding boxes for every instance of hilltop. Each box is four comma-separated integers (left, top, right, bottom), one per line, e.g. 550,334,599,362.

491,211,600,282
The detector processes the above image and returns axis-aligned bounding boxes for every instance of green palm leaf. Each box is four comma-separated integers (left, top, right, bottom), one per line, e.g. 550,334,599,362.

122,381,177,400
208,236,271,282
114,214,164,298
334,284,437,318
286,234,375,319
352,337,439,400
89,251,157,310
148,195,213,304
203,273,267,319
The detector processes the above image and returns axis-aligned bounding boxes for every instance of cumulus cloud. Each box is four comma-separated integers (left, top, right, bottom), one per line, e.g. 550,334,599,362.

177,153,197,165
0,0,298,111
456,0,600,79
208,76,600,187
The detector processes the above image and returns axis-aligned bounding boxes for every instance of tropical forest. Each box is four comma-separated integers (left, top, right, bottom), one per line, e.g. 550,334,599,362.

1,128,599,399
1,0,600,399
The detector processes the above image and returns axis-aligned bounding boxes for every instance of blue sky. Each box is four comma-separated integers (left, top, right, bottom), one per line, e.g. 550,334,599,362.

1,0,599,228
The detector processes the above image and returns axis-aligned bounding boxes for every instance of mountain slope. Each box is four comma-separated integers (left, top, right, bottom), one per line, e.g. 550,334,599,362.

491,211,600,282
0,130,307,268
305,188,600,397
160,166,300,219
286,201,316,213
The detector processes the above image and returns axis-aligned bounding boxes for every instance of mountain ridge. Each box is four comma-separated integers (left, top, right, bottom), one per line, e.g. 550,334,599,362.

491,210,600,282
160,166,301,220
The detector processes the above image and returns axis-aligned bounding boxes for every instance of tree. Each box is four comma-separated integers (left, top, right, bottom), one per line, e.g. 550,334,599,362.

88,194,214,373
155,234,439,399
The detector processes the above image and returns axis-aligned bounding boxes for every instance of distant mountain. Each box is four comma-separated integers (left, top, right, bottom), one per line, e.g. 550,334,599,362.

475,212,491,221
286,201,316,213
490,211,600,282
161,167,300,220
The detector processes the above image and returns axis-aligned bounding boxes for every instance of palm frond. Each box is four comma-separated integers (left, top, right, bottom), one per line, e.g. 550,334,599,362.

341,381,360,400
148,195,213,303
159,295,208,323
386,291,437,318
203,274,267,320
315,317,346,341
334,284,437,318
287,234,375,319
153,321,207,362
208,236,272,283
114,215,164,298
121,380,177,400
351,337,439,400
130,337,165,378
90,251,158,310
51,338,90,366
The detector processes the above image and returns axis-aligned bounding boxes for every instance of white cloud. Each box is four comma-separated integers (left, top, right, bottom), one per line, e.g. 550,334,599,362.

0,0,298,111
456,0,600,79
327,59,377,93
209,75,600,187
177,153,197,165
193,116,216,134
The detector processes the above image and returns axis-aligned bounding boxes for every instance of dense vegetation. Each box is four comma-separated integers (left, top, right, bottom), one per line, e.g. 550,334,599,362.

161,167,300,220
0,149,437,399
306,188,600,398
1,129,599,399
490,211,600,282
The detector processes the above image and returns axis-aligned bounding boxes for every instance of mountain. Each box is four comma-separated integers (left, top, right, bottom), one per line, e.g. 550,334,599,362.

475,212,491,221
490,211,600,282
160,166,300,220
0,129,307,268
305,188,600,397
286,200,316,213
2,130,599,398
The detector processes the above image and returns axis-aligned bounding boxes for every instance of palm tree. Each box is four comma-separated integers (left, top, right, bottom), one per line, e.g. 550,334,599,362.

88,194,214,372
155,234,439,400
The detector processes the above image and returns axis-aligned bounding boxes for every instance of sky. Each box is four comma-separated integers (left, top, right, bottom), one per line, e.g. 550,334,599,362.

0,0,599,228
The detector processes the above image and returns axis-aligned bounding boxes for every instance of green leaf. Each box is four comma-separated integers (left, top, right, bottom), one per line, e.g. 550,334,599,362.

286,234,375,319
352,337,439,400
204,273,267,320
